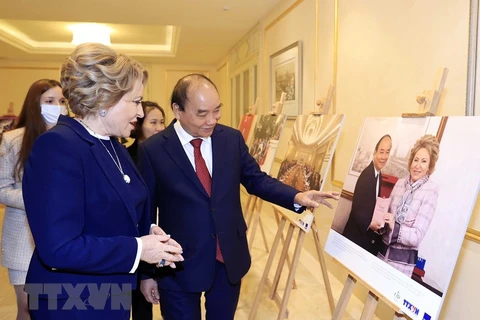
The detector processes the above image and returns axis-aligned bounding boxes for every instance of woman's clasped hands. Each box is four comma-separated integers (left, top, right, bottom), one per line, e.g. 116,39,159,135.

140,230,184,268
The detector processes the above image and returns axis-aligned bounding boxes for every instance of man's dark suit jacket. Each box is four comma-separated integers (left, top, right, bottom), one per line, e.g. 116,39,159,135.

137,121,302,292
342,161,382,255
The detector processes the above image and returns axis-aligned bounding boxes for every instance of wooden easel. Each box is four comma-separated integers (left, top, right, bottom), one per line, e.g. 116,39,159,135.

402,67,448,117
331,264,406,320
315,84,335,115
249,207,306,320
332,70,447,319
249,86,339,319
249,207,335,320
246,92,287,251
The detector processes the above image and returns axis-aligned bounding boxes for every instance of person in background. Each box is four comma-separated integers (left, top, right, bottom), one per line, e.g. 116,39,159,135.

22,43,183,320
137,73,339,320
128,101,165,164
342,134,392,255
0,79,67,320
379,135,440,277
128,100,165,320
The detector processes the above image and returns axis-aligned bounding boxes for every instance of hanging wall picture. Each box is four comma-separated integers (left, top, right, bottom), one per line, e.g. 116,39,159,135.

270,41,302,118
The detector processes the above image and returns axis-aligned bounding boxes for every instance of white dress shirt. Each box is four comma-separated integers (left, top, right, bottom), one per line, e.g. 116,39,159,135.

374,167,380,197
173,121,301,211
174,121,213,175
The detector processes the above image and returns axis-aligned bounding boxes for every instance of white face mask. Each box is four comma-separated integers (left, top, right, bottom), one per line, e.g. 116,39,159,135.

41,104,68,125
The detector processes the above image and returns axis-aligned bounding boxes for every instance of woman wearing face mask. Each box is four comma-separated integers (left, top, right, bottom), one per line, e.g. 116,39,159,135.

378,135,440,277
0,79,67,320
127,101,165,165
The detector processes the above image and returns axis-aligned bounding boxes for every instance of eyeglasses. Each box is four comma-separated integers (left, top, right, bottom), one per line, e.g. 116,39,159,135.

124,99,143,106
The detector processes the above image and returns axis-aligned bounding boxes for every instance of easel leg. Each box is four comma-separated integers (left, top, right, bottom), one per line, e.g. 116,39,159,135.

246,196,257,228
360,291,379,320
249,218,286,320
277,229,306,320
270,224,295,299
311,220,335,314
273,208,298,289
244,194,252,217
258,215,270,253
248,199,269,252
332,275,357,320
247,199,261,248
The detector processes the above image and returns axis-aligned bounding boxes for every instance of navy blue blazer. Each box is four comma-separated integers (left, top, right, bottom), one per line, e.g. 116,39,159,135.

23,116,151,299
137,121,302,292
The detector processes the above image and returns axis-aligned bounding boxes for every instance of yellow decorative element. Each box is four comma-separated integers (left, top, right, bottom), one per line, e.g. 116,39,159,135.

465,228,480,244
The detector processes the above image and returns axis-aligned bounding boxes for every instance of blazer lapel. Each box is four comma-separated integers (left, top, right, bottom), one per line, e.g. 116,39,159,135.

58,116,138,226
211,126,227,197
378,171,383,197
90,141,138,226
162,123,210,197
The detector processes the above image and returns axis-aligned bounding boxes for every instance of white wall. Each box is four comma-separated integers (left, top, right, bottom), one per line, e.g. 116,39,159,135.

0,62,61,116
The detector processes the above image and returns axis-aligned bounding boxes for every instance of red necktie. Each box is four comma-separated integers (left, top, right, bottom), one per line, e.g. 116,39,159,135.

190,139,224,263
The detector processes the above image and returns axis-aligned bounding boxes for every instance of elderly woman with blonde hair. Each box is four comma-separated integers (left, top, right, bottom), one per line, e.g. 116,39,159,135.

378,134,440,277
22,43,183,319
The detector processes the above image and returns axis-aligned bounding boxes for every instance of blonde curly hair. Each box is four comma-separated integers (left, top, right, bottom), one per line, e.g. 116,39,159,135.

408,134,440,174
61,43,148,118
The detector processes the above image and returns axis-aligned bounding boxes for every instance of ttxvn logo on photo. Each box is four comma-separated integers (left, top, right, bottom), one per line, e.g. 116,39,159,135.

403,299,420,316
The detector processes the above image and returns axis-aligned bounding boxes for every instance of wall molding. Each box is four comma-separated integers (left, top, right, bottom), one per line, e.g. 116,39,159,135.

265,0,305,32
0,66,59,70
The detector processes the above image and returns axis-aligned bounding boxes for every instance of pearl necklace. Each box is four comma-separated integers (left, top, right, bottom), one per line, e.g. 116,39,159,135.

77,118,131,184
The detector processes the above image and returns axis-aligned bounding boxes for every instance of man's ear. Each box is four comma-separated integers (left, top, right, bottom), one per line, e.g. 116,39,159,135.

172,103,181,120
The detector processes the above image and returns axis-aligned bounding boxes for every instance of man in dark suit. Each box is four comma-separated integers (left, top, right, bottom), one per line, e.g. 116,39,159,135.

137,74,338,320
342,134,392,255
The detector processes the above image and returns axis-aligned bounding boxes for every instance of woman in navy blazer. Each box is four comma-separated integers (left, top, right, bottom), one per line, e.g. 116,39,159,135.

0,79,67,320
22,43,183,320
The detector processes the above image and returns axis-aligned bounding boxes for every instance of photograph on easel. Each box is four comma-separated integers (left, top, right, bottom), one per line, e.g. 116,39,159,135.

248,114,287,174
237,113,256,146
277,114,345,192
326,116,480,320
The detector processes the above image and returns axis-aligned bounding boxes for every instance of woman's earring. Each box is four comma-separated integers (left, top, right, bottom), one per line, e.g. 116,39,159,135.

99,109,107,117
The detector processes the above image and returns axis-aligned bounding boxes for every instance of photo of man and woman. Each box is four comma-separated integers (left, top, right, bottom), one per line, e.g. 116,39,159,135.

326,116,480,320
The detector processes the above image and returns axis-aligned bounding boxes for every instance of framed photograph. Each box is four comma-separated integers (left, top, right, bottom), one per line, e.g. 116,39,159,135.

327,116,480,320
277,114,345,192
270,41,302,118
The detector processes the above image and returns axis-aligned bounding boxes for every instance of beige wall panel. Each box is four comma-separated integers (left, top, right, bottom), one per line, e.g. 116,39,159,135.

132,65,214,126
214,62,231,127
333,0,469,184
0,66,60,115
261,0,317,165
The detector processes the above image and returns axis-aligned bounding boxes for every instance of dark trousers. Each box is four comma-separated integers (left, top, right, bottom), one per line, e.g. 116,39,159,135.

131,277,153,320
159,261,241,320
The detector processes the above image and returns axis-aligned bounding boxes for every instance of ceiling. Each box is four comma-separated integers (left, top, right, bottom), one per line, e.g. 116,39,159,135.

0,0,282,65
